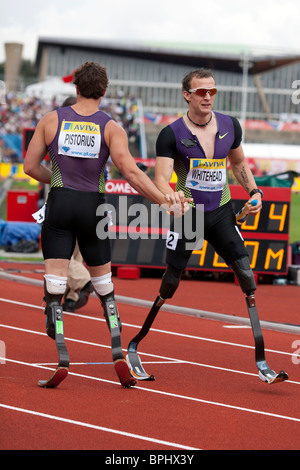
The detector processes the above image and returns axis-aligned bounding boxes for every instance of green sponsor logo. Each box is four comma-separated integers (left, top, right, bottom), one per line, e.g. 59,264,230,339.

56,320,64,335
109,315,118,329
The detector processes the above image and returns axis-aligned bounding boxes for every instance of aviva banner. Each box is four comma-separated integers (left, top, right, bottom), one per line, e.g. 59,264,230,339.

0,163,37,185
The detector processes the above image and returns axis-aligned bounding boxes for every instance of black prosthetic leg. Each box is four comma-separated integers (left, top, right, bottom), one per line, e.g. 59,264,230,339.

230,258,288,384
97,290,136,388
38,281,69,388
126,265,183,380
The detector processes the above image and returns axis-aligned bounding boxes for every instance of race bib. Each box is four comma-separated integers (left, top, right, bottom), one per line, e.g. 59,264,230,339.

166,230,179,250
32,204,46,224
58,120,101,158
186,158,226,192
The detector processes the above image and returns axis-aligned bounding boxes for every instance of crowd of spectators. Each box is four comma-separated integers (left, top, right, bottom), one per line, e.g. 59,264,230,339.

0,92,58,135
0,90,141,162
101,91,141,150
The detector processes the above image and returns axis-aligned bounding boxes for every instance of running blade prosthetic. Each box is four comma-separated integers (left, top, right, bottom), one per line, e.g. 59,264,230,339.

114,359,137,388
126,296,164,381
100,292,136,388
38,367,69,388
257,361,289,384
126,343,155,381
246,295,288,385
38,305,69,388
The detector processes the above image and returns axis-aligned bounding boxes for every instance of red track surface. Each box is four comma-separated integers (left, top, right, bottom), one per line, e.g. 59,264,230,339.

0,261,299,450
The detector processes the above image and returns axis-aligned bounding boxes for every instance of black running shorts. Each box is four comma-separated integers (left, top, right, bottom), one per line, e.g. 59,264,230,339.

41,187,111,266
166,201,249,270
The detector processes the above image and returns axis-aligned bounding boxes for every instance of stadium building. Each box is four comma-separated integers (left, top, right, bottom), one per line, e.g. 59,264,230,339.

35,37,300,121
32,37,300,160
3,37,300,166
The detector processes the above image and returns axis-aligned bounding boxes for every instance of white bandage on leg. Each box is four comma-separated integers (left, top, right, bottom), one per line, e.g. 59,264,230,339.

44,274,67,295
91,273,113,297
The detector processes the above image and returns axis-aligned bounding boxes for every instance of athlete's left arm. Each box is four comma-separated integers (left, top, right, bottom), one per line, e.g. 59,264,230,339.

228,145,262,214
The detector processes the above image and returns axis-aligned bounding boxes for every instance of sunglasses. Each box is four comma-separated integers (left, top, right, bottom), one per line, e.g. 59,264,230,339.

189,87,217,97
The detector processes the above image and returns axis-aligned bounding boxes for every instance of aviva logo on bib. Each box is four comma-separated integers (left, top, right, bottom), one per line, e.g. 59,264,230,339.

191,158,226,170
62,121,100,134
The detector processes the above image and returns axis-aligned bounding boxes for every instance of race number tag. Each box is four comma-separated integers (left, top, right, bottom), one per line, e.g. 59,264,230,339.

58,120,101,158
166,230,179,250
186,158,226,192
32,204,46,224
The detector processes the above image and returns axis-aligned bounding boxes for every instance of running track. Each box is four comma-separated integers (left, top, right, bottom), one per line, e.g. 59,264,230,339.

0,261,299,450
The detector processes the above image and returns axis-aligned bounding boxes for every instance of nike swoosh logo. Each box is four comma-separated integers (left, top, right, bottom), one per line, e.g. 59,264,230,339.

219,132,229,139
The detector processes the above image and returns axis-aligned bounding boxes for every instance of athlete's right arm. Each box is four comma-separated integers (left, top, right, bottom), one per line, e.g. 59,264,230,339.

155,157,191,216
155,127,191,214
154,126,177,194
155,156,175,194
105,120,188,209
23,113,55,184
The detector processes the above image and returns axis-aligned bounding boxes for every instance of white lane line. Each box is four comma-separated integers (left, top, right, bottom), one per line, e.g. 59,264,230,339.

0,403,199,450
33,361,180,366
223,325,251,329
0,297,295,358
1,272,299,335
1,323,299,385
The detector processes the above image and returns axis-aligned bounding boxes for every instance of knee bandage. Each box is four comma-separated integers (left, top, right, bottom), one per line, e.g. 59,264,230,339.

229,257,256,295
44,275,67,295
91,273,114,297
159,264,183,300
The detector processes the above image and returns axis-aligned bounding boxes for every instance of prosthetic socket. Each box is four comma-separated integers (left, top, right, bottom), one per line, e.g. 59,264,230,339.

44,275,67,340
91,273,122,333
96,290,122,334
159,264,183,301
158,256,257,309
229,256,258,312
92,274,124,363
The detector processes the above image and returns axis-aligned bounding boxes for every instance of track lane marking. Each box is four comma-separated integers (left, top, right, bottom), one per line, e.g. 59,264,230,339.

1,357,300,424
1,272,299,335
0,403,199,450
0,297,295,358
1,323,299,384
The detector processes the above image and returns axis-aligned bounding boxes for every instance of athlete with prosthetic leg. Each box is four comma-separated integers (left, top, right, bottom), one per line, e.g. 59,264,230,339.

127,68,288,385
24,62,190,388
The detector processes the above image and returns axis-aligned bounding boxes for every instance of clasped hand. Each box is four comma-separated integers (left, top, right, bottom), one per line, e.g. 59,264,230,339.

161,191,193,217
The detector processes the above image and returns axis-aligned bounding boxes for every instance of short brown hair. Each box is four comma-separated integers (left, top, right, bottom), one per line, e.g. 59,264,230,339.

73,62,109,99
182,68,215,93
61,96,77,107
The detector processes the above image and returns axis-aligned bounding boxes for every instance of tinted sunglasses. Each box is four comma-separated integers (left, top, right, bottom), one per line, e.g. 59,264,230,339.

189,87,217,97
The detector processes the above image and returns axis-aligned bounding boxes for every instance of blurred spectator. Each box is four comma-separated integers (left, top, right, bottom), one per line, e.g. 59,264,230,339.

0,93,58,162
100,93,140,151
0,91,141,162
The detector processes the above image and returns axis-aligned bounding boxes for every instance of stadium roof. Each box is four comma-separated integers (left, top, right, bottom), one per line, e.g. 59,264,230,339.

36,37,300,75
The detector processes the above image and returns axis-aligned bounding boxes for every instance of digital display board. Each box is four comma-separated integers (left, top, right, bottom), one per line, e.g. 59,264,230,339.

22,128,35,158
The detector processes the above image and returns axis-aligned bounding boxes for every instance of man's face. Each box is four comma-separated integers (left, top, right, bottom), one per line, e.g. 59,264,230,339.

183,77,217,115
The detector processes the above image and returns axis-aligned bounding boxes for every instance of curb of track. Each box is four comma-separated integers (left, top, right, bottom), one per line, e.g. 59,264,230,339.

0,271,299,336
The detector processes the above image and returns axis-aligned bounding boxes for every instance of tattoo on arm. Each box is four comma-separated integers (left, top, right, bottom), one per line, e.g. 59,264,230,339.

240,166,250,192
